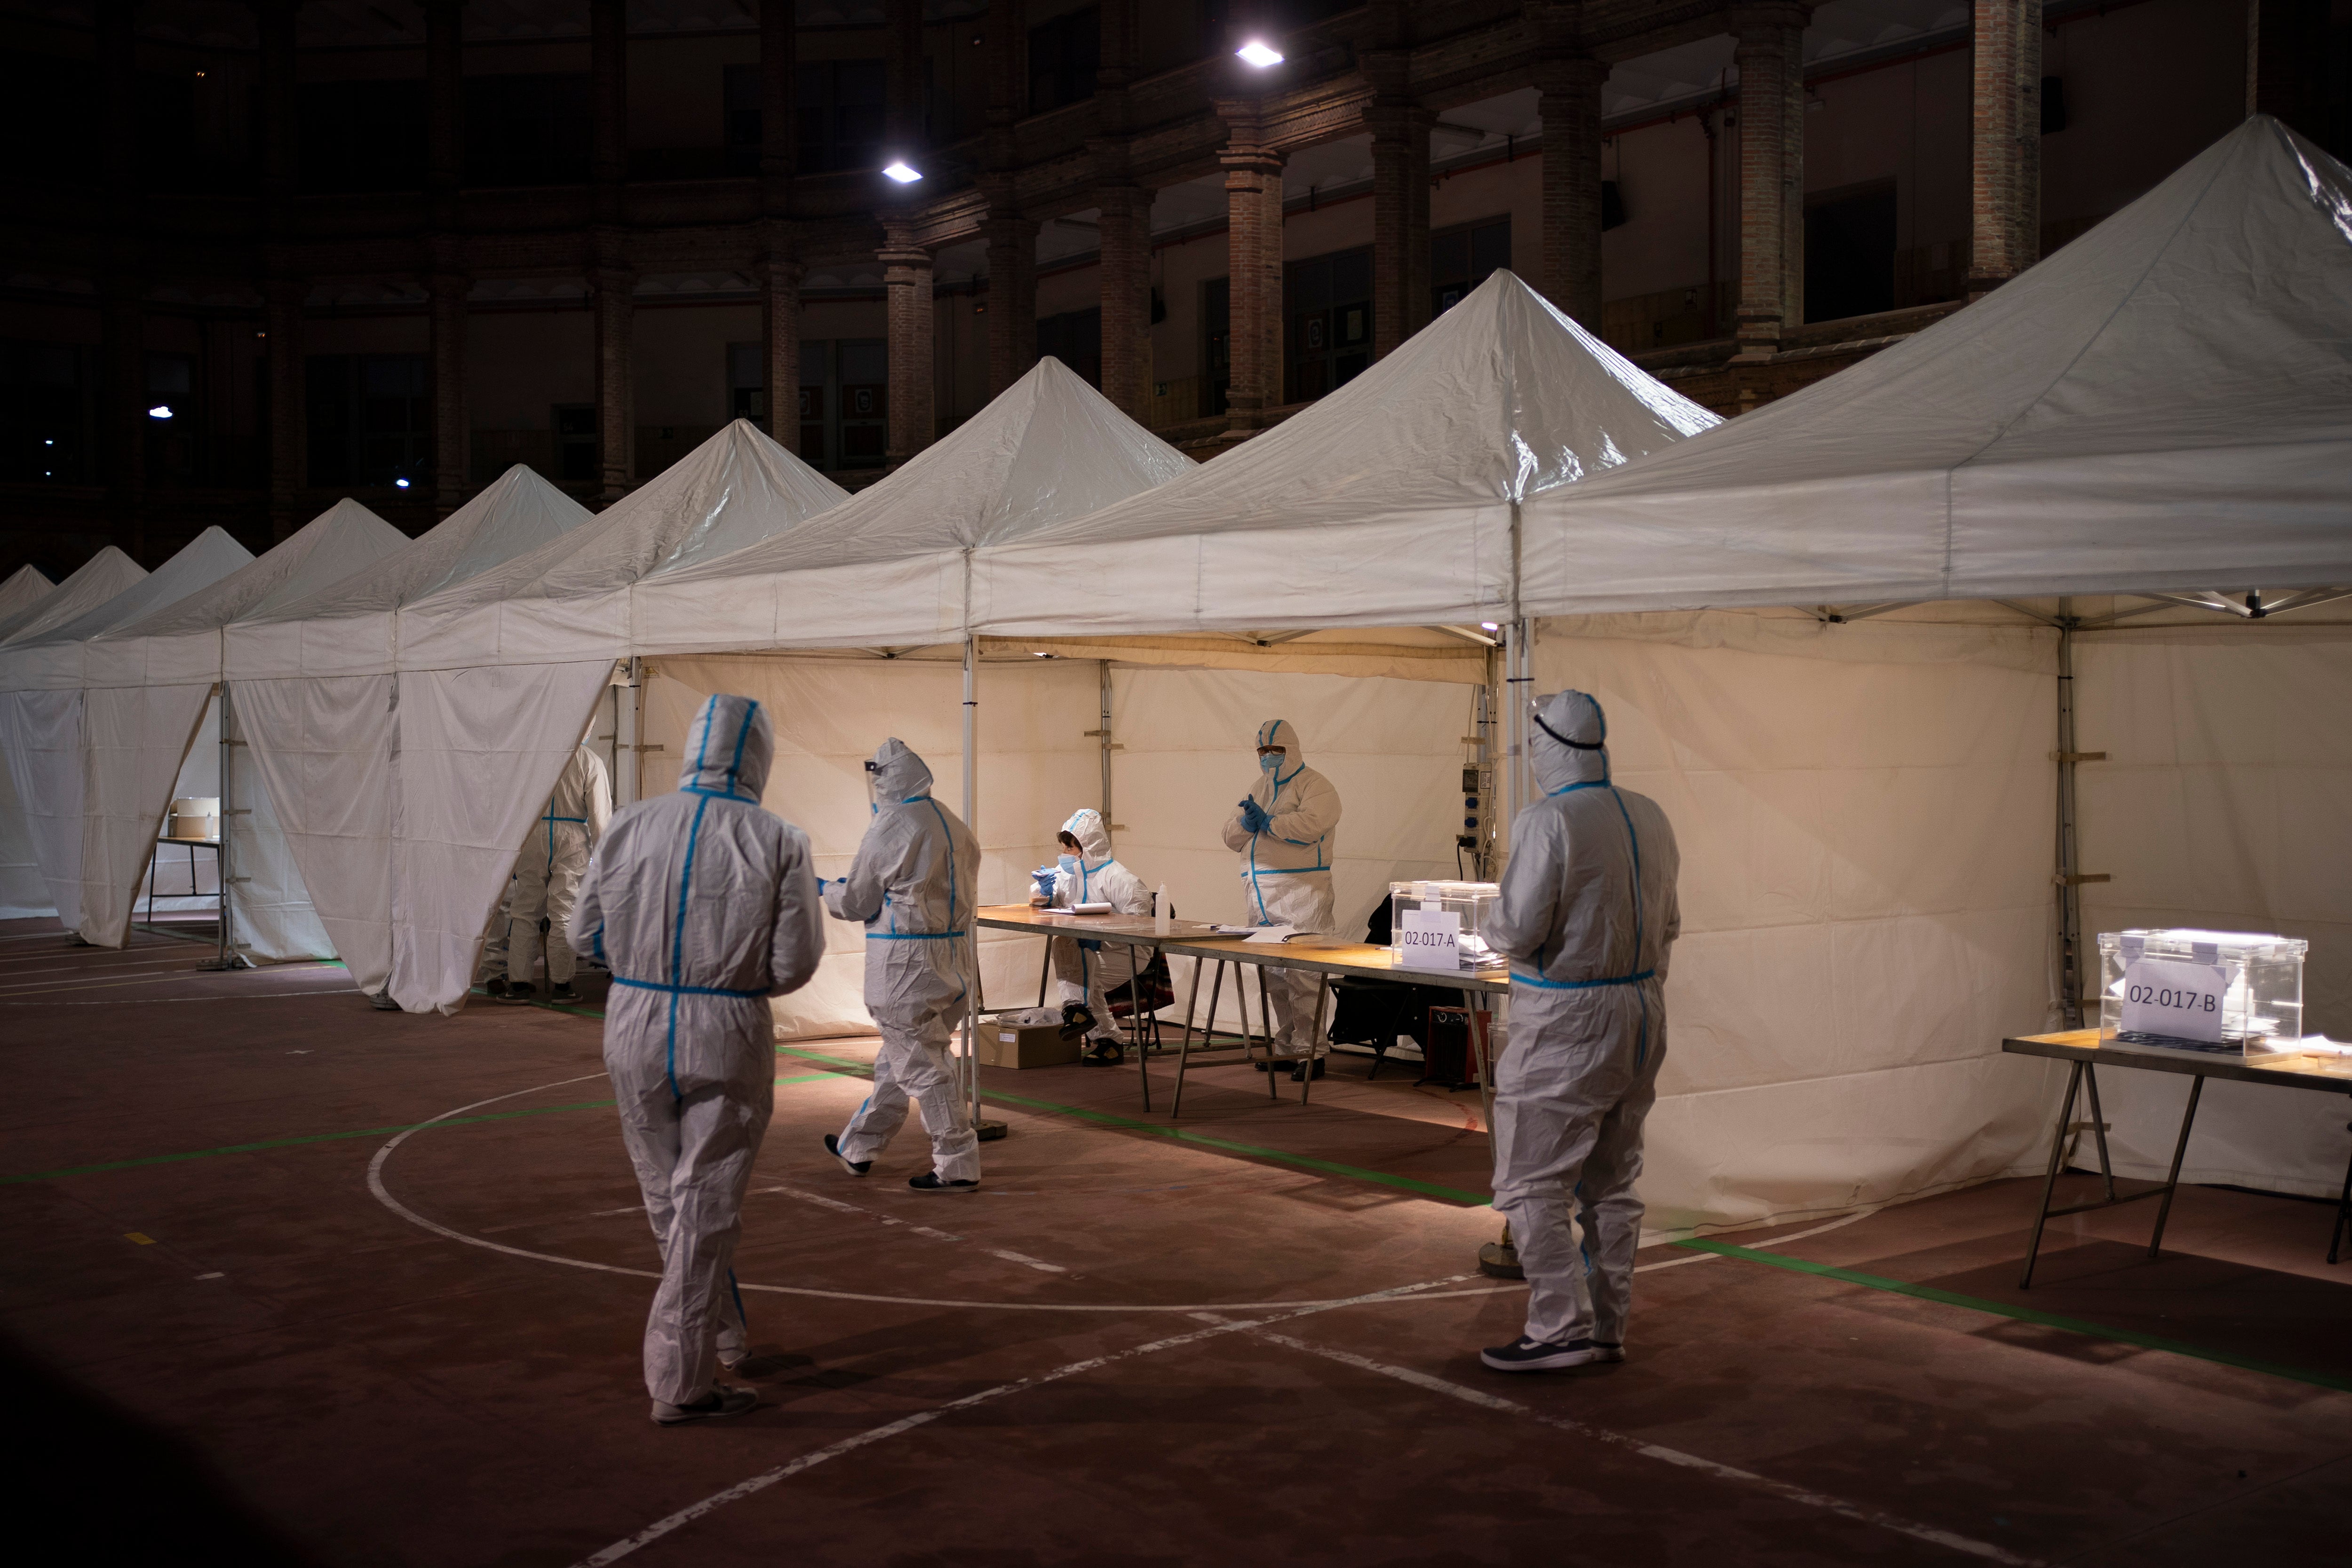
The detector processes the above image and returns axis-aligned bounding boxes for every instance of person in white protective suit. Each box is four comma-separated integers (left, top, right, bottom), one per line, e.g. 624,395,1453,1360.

569,694,826,1424
1481,689,1680,1374
492,737,612,1004
1219,718,1343,1082
821,738,985,1192
1028,807,1154,1064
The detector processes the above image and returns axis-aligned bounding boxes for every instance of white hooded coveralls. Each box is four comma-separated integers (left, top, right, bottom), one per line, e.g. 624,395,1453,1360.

1219,718,1342,1058
826,739,984,1181
1487,690,1680,1349
1048,808,1152,1036
570,695,826,1408
509,742,612,987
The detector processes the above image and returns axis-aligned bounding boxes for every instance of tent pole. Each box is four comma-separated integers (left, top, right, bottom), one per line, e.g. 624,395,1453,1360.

2055,607,2086,1029
199,682,248,972
962,560,1004,1142
1099,659,1114,847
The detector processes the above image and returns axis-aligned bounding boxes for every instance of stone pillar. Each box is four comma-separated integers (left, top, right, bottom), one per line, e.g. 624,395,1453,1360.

1220,127,1286,435
592,251,634,499
1367,104,1430,358
985,210,1038,393
258,0,304,540
1097,186,1151,415
429,272,468,512
882,225,935,463
759,239,802,449
2247,0,2333,143
1732,7,1807,359
1539,57,1607,331
1967,0,2042,299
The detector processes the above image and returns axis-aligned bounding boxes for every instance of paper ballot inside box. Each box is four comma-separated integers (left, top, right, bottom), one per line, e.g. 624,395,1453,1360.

1398,905,1461,971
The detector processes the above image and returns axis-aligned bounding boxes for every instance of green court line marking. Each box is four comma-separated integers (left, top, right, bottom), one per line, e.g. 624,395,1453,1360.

1677,1238,2352,1395
774,1044,1494,1207
0,1074,836,1187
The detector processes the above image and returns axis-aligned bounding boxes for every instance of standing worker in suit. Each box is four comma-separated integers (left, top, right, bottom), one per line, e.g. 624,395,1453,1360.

493,732,612,1004
1222,719,1343,1082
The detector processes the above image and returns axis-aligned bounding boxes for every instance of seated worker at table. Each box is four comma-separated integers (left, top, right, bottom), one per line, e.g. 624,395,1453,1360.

1029,808,1153,1065
1481,689,1681,1375
1221,718,1343,1082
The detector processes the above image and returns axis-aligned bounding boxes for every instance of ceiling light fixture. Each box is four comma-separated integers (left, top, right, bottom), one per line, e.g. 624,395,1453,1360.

882,160,922,183
147,404,173,419
1236,40,1283,68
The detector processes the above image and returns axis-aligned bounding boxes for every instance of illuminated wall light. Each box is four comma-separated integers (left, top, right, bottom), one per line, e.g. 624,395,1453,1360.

882,160,922,183
394,477,412,489
1235,40,1284,68
147,404,173,419
1479,621,1500,631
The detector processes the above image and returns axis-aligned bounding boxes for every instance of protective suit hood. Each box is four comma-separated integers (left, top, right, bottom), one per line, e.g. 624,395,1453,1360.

1060,807,1112,862
679,693,773,799
1255,717,1306,780
1531,690,1609,794
867,736,934,804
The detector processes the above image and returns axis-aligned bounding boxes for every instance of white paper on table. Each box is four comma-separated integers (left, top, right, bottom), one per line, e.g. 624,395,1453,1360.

1070,901,1114,914
1242,925,1299,944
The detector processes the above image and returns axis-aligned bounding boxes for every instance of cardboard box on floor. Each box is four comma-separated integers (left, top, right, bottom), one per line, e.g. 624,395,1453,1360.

979,1015,1081,1069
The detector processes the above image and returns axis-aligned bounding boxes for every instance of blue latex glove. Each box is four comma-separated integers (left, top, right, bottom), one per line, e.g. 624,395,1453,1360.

1240,797,1272,834
1032,866,1059,898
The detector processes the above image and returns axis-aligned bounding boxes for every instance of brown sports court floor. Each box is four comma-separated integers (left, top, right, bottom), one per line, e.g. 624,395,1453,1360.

4,919,2349,1567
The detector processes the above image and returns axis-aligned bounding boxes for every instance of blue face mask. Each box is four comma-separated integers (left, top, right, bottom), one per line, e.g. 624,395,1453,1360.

1258,751,1284,774
1057,853,1078,872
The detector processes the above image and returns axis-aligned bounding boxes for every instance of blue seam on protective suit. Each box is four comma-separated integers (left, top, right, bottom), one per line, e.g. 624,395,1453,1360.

869,930,967,941
1513,967,1655,990
668,792,714,1101
729,1268,748,1333
1250,864,1325,875
544,815,588,822
615,975,766,997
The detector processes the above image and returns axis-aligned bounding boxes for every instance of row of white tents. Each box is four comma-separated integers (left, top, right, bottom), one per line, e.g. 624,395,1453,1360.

2,117,2347,1233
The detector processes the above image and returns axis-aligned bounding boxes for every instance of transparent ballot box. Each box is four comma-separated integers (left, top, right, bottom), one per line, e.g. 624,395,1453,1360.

2097,929,2306,1058
1389,881,1503,973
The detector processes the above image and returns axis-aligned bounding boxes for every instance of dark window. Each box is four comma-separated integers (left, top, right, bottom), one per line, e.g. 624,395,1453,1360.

724,64,762,175
796,61,886,174
465,74,593,187
797,340,888,469
1805,182,1897,323
554,404,596,483
2041,76,2068,135
1430,216,1511,317
0,340,99,485
1200,277,1229,419
1284,246,1372,404
1029,8,1100,115
298,79,427,192
307,355,429,488
1036,308,1102,388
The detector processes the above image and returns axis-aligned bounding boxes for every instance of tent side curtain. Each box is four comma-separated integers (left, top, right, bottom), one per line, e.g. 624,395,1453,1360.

389,659,618,1013
0,689,88,930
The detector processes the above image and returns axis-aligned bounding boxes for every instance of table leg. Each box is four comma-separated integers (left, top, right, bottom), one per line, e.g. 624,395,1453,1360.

1257,963,1277,1101
2147,1075,2204,1259
1036,940,1050,1009
2083,1063,2116,1203
1300,978,1329,1106
2020,1061,2085,1289
1177,960,1224,1120
145,843,159,927
1132,941,1152,1115
2330,1123,2351,1266
1465,989,1499,1142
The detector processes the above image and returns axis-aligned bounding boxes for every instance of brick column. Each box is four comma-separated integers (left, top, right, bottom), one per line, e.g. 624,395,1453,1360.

1220,128,1286,436
592,251,634,499
882,225,935,463
759,238,802,448
1732,6,1807,360
985,210,1038,393
1097,185,1151,416
1539,57,1608,331
1967,0,2042,299
1367,104,1430,357
258,0,304,540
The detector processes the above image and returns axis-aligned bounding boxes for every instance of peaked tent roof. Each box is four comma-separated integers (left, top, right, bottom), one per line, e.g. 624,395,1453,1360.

86,500,409,688
398,419,849,670
0,546,148,648
0,565,52,624
969,270,1720,637
228,466,596,680
635,356,1195,651
0,528,254,689
1518,116,2352,615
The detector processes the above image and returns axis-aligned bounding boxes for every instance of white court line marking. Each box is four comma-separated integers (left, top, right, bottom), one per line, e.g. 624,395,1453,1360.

370,1074,1515,1313
0,990,344,1007
0,963,344,999
1227,1324,2044,1568
754,1184,1069,1274
570,1277,1470,1568
1631,1208,1880,1274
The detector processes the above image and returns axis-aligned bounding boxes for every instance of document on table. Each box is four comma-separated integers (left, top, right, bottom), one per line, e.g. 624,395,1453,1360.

1243,925,1300,944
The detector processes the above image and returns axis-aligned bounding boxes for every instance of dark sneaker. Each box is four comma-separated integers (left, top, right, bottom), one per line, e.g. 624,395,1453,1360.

1288,1058,1327,1082
1592,1343,1627,1364
548,982,581,1004
908,1172,980,1194
1058,1001,1096,1042
651,1385,757,1425
1480,1336,1605,1373
481,976,509,999
823,1133,871,1177
499,982,535,1005
368,990,400,1011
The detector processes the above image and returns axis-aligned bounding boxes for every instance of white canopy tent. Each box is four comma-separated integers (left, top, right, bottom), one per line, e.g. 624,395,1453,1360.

0,547,143,647
0,564,56,918
0,528,252,935
0,565,51,624
225,466,596,995
387,421,848,1010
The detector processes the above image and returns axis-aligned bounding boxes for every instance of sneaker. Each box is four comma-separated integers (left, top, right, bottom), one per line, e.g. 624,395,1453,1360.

1480,1336,1605,1373
1592,1343,1627,1364
548,982,580,1003
481,977,509,999
500,982,535,1005
908,1172,980,1194
368,990,400,1012
1288,1058,1327,1082
651,1385,758,1425
823,1133,871,1176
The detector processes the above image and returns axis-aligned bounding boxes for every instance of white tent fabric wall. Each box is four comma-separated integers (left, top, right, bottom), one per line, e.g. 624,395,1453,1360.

0,565,52,624
0,690,87,928
229,468,596,996
2074,623,2352,1200
0,546,143,648
0,564,56,917
1530,610,2066,1234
